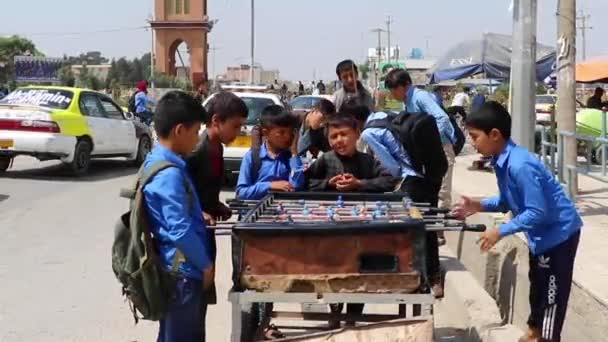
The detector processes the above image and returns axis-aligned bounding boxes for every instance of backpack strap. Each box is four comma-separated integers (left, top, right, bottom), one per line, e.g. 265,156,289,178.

128,160,191,274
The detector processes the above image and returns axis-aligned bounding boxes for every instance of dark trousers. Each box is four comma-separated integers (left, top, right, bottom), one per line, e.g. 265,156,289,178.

157,277,208,342
401,176,441,282
527,231,580,342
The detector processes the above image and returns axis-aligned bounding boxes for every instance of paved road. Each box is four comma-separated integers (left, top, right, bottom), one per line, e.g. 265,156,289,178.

0,157,462,342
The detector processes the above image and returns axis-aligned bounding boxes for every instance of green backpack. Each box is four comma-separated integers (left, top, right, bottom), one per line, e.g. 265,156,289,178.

112,161,190,323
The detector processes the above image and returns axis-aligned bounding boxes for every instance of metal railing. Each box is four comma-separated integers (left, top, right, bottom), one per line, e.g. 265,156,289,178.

538,110,608,199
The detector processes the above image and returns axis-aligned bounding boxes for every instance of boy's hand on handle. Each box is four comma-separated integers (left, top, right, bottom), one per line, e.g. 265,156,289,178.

202,266,215,291
477,227,502,252
203,211,216,226
216,203,233,221
451,196,483,220
270,180,295,192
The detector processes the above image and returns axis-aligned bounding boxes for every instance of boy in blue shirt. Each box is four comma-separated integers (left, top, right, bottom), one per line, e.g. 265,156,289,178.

453,101,582,342
235,104,304,339
142,91,214,342
236,105,305,200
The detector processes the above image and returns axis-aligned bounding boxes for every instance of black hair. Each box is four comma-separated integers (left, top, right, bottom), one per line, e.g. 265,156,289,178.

339,99,371,124
154,91,207,139
204,91,248,125
335,60,358,78
384,68,412,89
326,113,359,132
595,87,604,95
260,105,298,129
463,86,471,93
312,99,336,116
465,101,511,139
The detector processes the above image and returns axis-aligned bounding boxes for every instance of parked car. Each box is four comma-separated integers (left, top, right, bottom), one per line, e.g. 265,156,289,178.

535,94,557,125
202,91,283,180
0,86,153,175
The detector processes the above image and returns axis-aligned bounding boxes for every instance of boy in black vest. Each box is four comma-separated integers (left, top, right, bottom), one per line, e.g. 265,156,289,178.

187,91,248,225
186,92,248,308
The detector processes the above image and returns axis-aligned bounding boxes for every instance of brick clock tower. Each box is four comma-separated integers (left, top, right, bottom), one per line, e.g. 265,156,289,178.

151,0,213,86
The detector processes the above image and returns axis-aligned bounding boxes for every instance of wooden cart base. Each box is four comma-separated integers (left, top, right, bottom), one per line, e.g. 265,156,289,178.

229,291,434,342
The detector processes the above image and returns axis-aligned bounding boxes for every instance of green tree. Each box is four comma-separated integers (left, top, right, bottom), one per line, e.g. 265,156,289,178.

358,63,370,80
128,58,145,85
105,59,120,89
58,65,75,87
0,35,43,83
115,58,132,86
140,53,152,82
76,64,89,88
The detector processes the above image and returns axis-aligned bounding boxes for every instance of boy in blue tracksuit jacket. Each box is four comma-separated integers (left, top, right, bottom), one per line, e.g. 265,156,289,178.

142,91,214,342
453,102,582,342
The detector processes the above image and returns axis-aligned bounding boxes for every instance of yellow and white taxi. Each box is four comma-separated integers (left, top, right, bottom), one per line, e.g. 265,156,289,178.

0,86,153,175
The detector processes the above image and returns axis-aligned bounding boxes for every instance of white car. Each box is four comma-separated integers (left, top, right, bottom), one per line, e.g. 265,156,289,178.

0,86,153,175
202,91,283,180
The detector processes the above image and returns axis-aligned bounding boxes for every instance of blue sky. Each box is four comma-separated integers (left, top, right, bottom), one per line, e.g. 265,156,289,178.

1,0,606,81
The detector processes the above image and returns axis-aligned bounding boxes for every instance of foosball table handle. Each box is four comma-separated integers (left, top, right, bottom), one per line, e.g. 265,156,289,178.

463,224,487,232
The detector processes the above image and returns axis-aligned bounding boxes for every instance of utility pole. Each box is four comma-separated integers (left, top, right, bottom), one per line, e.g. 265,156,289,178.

576,10,592,61
510,0,538,151
385,16,393,63
209,45,221,81
371,28,385,89
250,0,255,84
557,0,578,195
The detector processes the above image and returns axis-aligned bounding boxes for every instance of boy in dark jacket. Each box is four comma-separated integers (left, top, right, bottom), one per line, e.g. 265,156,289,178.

306,114,396,192
187,91,248,225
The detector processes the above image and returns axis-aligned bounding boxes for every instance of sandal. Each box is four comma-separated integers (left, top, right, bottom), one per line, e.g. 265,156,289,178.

264,324,286,340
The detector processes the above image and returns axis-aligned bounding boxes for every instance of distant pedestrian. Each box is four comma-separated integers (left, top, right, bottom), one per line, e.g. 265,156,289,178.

471,89,487,113
332,60,374,112
586,87,605,110
316,80,326,95
298,81,305,95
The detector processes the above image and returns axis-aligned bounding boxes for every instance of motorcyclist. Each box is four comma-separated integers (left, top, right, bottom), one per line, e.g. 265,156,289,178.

134,81,155,126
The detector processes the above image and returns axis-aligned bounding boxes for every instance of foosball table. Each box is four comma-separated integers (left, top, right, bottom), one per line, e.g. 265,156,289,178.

225,192,485,342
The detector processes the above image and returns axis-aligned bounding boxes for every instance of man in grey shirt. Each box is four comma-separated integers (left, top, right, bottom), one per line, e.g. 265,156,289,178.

332,59,374,113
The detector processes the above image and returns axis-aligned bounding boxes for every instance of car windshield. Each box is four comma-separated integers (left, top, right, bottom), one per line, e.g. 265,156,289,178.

241,97,276,125
0,88,73,110
290,97,313,110
536,96,556,105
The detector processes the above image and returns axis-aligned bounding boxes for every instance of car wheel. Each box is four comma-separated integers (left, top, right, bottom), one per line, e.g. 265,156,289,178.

592,146,606,165
69,140,92,176
0,156,12,172
134,135,152,166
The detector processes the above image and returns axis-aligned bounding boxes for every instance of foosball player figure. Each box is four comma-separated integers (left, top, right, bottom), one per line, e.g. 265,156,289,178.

235,105,305,339
453,102,582,342
305,113,397,325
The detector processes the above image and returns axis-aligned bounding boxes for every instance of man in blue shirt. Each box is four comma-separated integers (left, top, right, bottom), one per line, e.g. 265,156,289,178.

142,91,214,342
385,69,457,214
453,101,582,342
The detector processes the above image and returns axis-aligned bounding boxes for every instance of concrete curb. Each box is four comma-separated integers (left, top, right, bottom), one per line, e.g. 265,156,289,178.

441,246,524,341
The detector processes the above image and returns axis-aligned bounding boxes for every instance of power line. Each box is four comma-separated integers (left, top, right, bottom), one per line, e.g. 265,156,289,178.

5,26,149,38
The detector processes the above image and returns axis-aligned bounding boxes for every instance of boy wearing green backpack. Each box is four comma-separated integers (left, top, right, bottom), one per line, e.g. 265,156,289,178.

139,91,213,341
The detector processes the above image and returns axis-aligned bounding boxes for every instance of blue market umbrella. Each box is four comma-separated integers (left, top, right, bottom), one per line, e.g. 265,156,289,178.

428,33,556,84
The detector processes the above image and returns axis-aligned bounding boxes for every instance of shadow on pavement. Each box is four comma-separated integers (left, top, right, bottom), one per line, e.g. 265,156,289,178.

0,194,8,203
0,159,137,182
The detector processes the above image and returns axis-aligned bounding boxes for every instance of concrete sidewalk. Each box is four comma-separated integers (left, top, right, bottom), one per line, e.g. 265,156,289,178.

450,152,608,340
